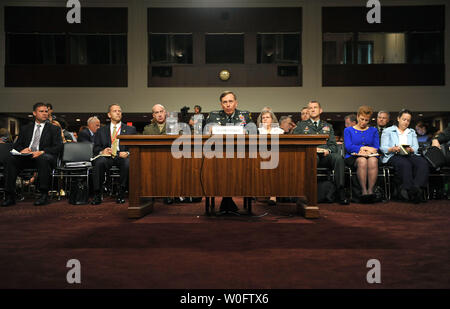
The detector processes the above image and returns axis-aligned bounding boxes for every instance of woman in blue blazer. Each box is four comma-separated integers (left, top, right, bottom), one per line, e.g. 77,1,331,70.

380,109,429,203
344,106,380,203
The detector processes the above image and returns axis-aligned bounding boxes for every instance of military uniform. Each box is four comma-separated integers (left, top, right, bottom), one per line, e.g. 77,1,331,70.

205,109,254,212
143,122,166,135
206,109,253,128
293,119,348,204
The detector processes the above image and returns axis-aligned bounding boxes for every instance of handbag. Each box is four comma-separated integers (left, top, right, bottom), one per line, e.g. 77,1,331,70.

423,146,446,171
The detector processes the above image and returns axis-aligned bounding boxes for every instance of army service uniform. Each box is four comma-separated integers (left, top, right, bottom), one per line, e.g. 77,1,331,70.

206,109,253,129
205,109,254,211
293,119,347,202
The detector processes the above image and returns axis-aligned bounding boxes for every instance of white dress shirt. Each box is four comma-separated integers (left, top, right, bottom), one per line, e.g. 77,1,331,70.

28,121,46,151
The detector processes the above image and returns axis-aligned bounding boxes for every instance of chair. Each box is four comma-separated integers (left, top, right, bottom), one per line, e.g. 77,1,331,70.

51,143,93,200
347,165,390,201
426,143,450,199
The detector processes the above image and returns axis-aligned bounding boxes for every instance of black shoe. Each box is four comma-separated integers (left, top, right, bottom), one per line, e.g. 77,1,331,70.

91,193,102,205
1,195,16,207
34,193,49,206
164,197,174,205
338,189,350,205
400,188,409,201
408,187,421,204
219,197,239,212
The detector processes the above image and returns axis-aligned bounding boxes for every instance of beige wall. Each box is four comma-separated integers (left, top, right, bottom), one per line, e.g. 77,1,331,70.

0,0,449,114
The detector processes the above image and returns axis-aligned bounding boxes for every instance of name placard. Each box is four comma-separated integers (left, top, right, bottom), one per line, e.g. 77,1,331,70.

211,126,245,135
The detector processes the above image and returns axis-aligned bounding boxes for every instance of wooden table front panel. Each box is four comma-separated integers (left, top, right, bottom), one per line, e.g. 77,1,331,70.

137,145,310,197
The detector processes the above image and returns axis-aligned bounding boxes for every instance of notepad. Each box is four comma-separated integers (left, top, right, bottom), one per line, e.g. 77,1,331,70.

10,149,32,156
399,144,410,156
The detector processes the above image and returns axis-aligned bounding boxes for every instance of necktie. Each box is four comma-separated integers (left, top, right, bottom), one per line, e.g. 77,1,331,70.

30,124,41,151
314,121,318,130
227,116,233,124
112,125,118,157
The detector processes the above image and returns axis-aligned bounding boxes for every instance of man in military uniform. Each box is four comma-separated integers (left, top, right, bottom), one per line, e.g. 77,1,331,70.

205,91,254,212
143,104,167,135
293,100,349,205
206,91,253,130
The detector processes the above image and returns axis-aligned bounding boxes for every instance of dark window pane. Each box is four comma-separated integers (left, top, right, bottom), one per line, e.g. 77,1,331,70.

149,34,193,64
7,33,66,64
70,34,127,65
323,33,354,64
205,34,244,64
324,32,444,65
257,33,300,64
407,32,444,64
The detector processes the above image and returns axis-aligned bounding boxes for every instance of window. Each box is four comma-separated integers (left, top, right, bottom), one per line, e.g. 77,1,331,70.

5,6,128,87
148,7,302,87
322,6,445,86
205,34,244,64
257,33,300,64
7,33,66,65
70,34,127,65
149,34,193,64
324,32,444,65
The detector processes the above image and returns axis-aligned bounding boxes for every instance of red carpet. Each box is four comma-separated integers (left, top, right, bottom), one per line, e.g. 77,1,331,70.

0,197,449,289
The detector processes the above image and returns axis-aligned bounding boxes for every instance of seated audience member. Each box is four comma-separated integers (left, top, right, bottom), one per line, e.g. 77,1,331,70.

256,107,278,129
46,103,57,122
415,121,430,144
258,111,285,135
78,116,101,143
300,107,310,121
143,104,167,135
206,91,254,212
91,104,137,205
344,106,380,203
279,115,296,134
344,114,357,128
51,120,67,143
293,100,349,205
188,105,205,131
258,110,284,205
0,128,12,144
432,123,450,165
1,103,63,207
376,111,390,141
380,109,429,203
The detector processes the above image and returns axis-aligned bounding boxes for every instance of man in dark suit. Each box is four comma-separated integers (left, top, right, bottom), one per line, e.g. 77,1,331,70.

1,102,63,206
91,104,136,205
432,123,450,165
78,116,101,143
293,100,349,205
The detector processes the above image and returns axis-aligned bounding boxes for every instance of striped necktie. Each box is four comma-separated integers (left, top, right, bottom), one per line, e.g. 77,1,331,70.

30,124,41,151
112,125,118,157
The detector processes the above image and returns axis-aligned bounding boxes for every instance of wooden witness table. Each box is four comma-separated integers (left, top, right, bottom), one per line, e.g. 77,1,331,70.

119,134,327,219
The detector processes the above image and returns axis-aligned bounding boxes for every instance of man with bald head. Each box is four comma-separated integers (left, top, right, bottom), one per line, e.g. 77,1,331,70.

91,104,137,205
78,116,101,143
143,104,167,135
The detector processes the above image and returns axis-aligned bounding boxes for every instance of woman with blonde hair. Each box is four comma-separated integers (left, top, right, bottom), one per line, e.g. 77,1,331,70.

344,106,380,203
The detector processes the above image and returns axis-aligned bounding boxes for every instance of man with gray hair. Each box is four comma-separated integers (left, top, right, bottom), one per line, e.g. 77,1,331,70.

78,116,101,143
376,110,390,140
143,104,167,135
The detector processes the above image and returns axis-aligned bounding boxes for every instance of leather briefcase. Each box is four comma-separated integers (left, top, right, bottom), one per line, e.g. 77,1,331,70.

423,146,446,171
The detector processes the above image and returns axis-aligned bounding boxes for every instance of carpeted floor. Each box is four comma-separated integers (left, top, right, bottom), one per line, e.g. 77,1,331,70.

0,196,449,289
